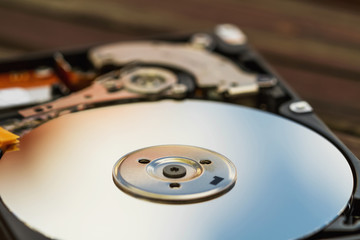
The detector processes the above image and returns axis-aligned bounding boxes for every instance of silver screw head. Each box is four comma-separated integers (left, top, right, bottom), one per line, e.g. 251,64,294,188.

289,101,313,113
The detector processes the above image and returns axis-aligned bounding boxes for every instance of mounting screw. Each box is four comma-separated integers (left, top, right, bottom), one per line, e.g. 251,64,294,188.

215,24,247,46
289,101,313,113
163,165,186,179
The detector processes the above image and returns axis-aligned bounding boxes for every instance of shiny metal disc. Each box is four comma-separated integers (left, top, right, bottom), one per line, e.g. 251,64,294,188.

0,100,354,240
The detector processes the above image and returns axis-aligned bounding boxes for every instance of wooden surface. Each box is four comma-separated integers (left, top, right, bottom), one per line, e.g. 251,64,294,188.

0,0,359,157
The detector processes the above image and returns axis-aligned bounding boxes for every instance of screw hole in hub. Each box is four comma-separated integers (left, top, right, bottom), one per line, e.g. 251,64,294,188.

138,159,150,164
200,160,212,165
169,183,181,189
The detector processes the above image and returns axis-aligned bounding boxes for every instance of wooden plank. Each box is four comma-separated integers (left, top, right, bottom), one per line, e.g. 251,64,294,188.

271,65,360,111
304,0,360,13
0,7,144,51
0,0,209,33
0,46,26,60
270,64,360,137
111,0,360,48
1,0,359,75
248,30,360,78
334,131,360,159
6,0,360,48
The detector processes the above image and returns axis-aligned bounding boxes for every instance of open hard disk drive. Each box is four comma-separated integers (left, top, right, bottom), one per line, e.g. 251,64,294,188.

0,24,359,240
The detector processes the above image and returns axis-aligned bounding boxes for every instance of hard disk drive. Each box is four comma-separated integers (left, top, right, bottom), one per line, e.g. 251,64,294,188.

0,24,359,240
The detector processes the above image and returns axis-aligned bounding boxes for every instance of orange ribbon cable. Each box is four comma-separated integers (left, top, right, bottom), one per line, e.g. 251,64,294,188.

0,127,19,153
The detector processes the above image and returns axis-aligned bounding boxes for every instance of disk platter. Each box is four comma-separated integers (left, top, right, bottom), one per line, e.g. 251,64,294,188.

0,100,353,240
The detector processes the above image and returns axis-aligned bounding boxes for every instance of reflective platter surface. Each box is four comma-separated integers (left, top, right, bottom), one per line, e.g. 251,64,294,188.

0,100,354,240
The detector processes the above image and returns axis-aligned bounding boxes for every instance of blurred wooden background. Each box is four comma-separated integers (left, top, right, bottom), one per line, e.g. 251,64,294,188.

0,0,359,157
